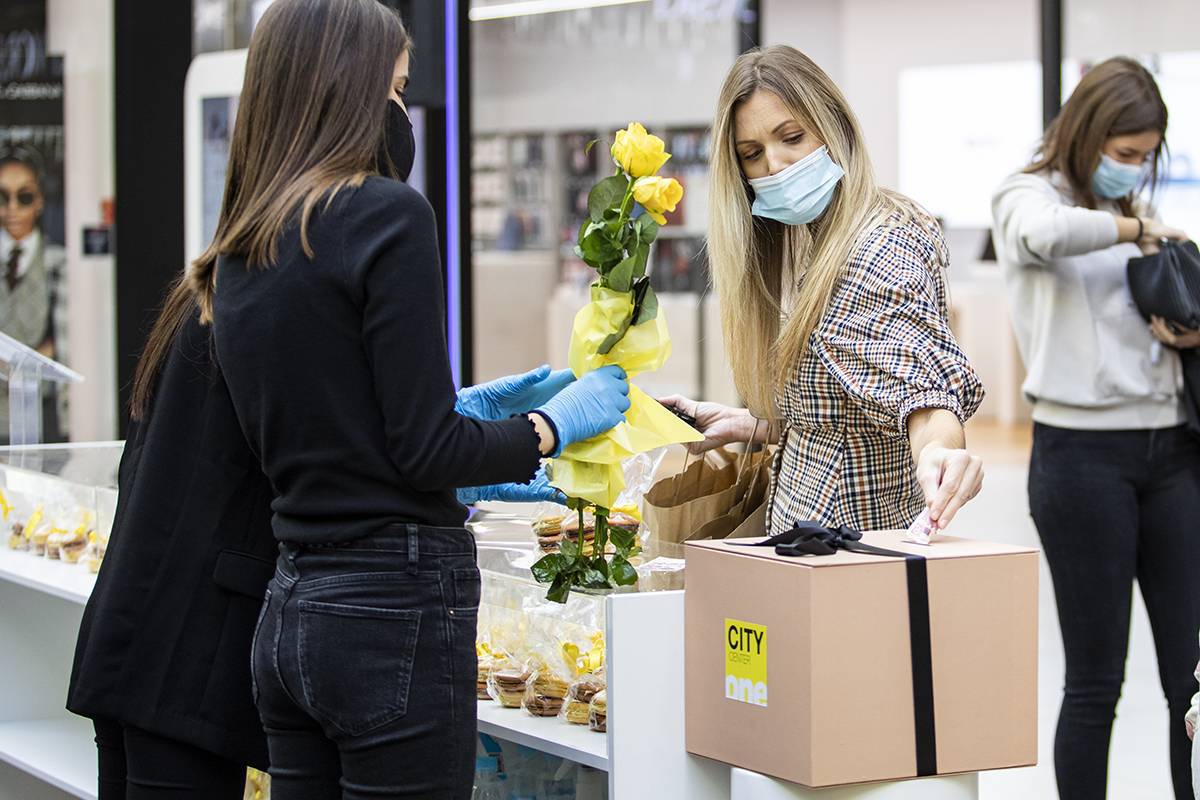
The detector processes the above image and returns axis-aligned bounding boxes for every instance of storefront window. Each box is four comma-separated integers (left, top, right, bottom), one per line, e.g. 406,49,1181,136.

469,2,739,403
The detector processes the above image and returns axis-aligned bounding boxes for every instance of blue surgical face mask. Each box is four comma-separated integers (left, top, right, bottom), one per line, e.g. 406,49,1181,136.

748,145,844,226
1092,153,1143,200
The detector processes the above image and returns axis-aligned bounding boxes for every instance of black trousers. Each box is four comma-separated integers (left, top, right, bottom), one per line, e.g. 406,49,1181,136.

93,718,245,799
252,525,480,800
1029,422,1200,799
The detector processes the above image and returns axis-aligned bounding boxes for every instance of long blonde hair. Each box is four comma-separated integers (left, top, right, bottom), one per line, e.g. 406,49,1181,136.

709,46,917,417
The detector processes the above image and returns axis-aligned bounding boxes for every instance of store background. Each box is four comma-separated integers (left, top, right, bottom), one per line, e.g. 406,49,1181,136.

1,0,1198,797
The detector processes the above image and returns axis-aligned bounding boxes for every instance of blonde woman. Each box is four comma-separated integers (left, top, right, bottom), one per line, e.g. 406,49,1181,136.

662,45,985,535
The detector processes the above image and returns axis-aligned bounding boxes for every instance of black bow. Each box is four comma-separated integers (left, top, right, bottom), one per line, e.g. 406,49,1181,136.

731,520,887,558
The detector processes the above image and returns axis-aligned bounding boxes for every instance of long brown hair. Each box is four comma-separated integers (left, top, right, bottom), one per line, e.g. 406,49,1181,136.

130,0,410,419
1026,56,1168,217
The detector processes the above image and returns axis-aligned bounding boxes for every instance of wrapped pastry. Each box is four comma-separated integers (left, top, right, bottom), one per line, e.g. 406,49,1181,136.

476,644,507,702
58,529,90,563
487,664,531,709
562,671,606,725
82,531,108,574
533,503,640,555
25,508,51,556
7,521,26,551
532,513,565,553
588,689,607,732
522,667,569,717
45,528,71,560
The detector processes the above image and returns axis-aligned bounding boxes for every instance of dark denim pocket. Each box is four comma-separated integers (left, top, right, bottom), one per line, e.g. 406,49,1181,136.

249,587,272,705
297,599,421,737
449,567,481,615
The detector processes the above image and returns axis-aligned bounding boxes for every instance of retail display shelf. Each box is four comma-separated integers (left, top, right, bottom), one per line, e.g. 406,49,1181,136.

0,716,97,799
0,547,95,606
477,700,609,771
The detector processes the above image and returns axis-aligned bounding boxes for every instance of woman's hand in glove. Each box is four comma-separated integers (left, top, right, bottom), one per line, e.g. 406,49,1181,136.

532,365,630,457
456,465,565,506
456,365,576,421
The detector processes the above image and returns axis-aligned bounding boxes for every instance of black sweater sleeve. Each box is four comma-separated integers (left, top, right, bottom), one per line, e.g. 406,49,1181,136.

347,181,541,491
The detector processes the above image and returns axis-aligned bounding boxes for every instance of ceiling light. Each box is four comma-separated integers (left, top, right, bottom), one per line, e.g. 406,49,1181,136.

468,0,651,22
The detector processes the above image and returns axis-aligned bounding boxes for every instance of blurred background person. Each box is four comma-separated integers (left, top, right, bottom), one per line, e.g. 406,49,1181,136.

993,56,1200,800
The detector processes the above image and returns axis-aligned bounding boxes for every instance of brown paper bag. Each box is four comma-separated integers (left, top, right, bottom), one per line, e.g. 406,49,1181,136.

724,494,768,540
687,446,773,542
642,448,740,545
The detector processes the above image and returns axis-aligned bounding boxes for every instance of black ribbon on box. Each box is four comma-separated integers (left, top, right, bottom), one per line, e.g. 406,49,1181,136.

731,522,938,777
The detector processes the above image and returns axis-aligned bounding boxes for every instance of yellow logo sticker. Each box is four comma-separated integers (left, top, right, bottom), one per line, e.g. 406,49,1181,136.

725,618,767,707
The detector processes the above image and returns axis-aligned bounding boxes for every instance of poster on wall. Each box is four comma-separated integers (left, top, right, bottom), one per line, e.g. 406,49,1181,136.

0,54,68,440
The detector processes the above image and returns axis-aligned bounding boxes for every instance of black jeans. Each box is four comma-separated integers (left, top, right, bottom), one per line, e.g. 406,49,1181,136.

92,718,246,799
1029,422,1200,799
252,524,480,800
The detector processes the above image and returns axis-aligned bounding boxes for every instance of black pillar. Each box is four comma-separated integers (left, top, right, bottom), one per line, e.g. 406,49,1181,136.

454,0,472,386
113,0,192,435
1041,0,1063,128
738,0,761,54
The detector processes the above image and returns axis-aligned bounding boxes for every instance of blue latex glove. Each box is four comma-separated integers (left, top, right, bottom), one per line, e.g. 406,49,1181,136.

457,465,565,505
455,365,576,422
534,365,631,457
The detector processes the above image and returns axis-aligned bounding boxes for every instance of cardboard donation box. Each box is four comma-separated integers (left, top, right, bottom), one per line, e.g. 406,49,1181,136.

684,529,1038,788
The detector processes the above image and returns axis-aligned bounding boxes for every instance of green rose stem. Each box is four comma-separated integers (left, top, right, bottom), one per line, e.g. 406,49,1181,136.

533,139,664,602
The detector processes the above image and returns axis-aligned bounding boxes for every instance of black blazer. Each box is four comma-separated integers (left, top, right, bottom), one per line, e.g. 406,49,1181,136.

67,311,276,769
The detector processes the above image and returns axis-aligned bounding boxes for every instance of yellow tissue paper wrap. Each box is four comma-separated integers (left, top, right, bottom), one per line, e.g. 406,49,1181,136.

549,285,703,509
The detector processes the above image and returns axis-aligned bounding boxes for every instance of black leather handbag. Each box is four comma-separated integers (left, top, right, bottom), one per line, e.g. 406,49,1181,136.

1127,239,1200,328
1126,239,1200,437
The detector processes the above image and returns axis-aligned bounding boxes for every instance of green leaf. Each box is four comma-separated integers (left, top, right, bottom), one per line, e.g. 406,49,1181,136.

547,573,573,604
588,175,630,223
531,553,567,584
631,278,659,326
578,226,623,270
636,213,660,244
608,528,636,552
632,240,651,281
592,557,611,580
607,255,636,293
581,567,608,587
584,138,602,156
558,538,579,560
610,555,638,586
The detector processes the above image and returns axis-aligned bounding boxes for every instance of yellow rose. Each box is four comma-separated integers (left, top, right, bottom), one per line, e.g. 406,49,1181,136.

611,122,671,178
632,176,683,225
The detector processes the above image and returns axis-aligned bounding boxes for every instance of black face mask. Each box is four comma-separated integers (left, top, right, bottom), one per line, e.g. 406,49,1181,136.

378,100,415,182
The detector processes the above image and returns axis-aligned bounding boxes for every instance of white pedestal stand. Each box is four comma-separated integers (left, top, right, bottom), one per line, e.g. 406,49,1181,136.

731,768,978,800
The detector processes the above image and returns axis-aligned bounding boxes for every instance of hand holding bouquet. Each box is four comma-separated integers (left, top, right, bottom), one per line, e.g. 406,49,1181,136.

533,123,702,602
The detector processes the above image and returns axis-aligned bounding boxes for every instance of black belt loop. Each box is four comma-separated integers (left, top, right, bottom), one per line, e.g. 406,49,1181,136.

406,523,419,575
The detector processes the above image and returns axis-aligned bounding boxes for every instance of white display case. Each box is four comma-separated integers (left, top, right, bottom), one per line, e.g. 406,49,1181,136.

0,459,729,799
0,442,123,800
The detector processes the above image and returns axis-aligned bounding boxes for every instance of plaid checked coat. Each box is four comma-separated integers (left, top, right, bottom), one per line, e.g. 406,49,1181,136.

767,210,985,536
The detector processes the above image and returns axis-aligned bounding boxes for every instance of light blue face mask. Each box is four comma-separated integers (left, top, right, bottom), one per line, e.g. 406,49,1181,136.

748,145,844,226
1092,153,1144,199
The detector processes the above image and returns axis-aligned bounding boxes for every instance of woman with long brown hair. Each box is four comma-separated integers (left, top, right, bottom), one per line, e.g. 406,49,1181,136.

662,45,985,536
202,1,628,797
992,57,1200,799
69,3,625,797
